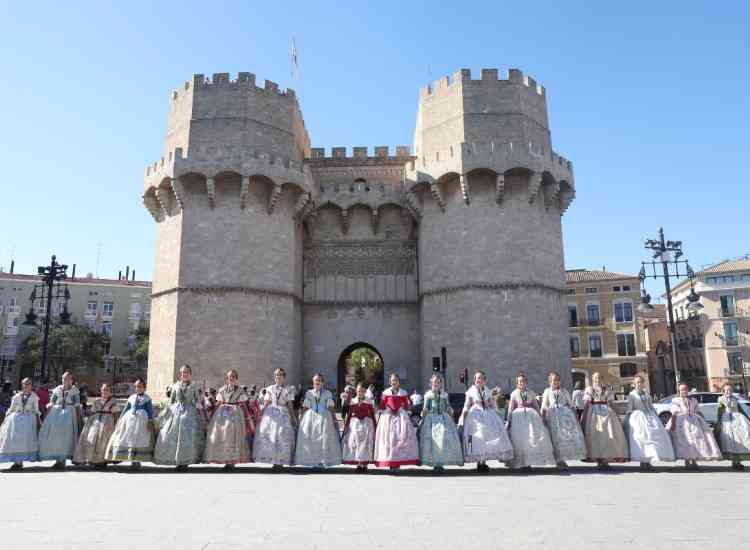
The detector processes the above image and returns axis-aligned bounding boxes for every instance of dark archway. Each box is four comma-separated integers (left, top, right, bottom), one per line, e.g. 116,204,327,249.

337,342,384,397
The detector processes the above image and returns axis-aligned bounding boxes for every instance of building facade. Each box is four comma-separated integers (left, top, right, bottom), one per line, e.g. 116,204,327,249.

0,270,151,386
670,258,750,394
142,68,576,398
565,269,648,396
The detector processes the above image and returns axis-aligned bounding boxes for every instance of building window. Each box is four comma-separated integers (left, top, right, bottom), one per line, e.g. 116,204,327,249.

102,321,113,337
617,333,637,356
585,287,598,294
622,285,631,291
568,305,578,327
144,302,151,320
720,295,736,317
565,288,576,295
86,301,97,316
586,304,600,325
102,302,114,317
727,351,744,375
86,319,96,332
129,302,141,319
103,342,111,355
612,286,621,292
724,321,739,347
619,362,638,378
589,335,602,357
570,336,580,358
614,302,633,323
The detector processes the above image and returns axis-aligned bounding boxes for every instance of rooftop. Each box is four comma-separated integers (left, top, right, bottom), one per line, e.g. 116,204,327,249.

0,271,151,288
698,258,750,275
565,269,638,284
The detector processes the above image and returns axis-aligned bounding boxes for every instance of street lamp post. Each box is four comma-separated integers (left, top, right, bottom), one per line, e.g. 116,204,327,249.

638,228,702,394
22,255,70,383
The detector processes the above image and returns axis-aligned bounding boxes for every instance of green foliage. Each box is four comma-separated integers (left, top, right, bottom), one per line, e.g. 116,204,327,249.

347,347,384,390
129,325,149,366
16,322,107,381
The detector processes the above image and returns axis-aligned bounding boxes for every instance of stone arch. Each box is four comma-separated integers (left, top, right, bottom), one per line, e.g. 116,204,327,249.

336,341,385,397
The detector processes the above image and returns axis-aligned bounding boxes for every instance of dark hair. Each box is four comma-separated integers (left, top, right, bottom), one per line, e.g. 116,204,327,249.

389,372,401,382
134,378,146,386
180,364,192,374
312,372,324,382
274,368,286,377
574,381,583,390
548,371,560,382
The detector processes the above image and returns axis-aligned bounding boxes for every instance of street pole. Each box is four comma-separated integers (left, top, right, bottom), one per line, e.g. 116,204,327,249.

40,257,57,384
658,229,681,391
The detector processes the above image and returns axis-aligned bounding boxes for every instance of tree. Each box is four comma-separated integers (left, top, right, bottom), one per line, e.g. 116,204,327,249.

129,325,149,368
16,322,107,382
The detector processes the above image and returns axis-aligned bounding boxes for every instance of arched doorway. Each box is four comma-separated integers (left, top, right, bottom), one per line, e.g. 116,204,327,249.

337,342,384,396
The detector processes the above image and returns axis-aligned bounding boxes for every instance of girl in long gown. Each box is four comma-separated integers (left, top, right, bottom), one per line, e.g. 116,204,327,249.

541,371,586,469
506,373,555,470
106,379,154,468
667,383,721,469
342,383,376,471
374,373,419,469
419,374,463,470
460,371,514,472
714,383,750,470
204,370,254,468
154,364,207,470
294,373,342,467
253,368,297,469
624,374,675,469
581,372,628,469
74,383,119,467
38,371,81,469
0,378,40,470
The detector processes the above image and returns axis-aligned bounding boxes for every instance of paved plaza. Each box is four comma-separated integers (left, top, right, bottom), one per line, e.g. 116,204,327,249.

1,461,748,549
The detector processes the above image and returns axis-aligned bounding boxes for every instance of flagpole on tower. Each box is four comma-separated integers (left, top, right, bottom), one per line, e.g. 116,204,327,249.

291,36,299,81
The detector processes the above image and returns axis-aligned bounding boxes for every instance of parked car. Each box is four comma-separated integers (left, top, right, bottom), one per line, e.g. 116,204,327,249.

652,392,750,426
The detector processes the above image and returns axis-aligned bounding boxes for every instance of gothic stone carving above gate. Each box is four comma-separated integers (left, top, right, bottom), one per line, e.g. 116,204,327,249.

304,240,417,278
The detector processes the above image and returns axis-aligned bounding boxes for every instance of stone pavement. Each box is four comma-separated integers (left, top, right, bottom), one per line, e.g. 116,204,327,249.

1,461,748,550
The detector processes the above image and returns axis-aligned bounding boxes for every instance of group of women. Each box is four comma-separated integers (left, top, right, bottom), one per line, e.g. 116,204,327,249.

1,365,749,472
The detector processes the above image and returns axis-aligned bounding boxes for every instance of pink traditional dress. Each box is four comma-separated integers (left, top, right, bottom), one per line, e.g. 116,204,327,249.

667,396,721,461
342,398,377,465
374,388,419,467
506,389,555,468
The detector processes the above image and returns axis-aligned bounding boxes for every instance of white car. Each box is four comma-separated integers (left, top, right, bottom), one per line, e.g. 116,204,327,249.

652,392,750,426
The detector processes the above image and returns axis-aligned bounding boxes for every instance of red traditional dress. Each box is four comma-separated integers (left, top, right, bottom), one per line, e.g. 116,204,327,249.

342,398,377,465
374,388,419,467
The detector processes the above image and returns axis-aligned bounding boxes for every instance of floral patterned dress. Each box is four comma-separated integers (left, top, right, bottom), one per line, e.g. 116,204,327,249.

540,387,586,462
154,381,207,465
0,391,40,463
253,384,296,465
38,385,81,461
74,397,119,464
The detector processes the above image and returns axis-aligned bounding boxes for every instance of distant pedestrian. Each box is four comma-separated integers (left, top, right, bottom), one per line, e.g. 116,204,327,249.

0,382,12,424
409,389,423,417
36,384,50,420
571,381,585,421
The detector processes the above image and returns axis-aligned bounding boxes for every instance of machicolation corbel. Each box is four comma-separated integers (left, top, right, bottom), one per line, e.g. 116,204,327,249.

459,174,470,205
430,182,445,212
267,184,282,214
206,178,216,208
495,174,505,205
528,172,542,204
240,176,249,210
170,178,184,211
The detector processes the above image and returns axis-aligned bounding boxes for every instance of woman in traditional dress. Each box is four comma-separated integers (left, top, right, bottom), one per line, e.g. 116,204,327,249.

253,368,297,469
73,383,119,467
38,371,81,469
714,383,750,470
460,371,514,472
204,370,253,468
0,378,41,470
154,364,207,470
580,372,628,469
540,371,586,469
294,373,342,467
506,373,555,470
419,373,463,470
342,383,377,471
105,379,154,468
374,373,419,470
571,381,585,421
667,383,721,469
624,374,675,469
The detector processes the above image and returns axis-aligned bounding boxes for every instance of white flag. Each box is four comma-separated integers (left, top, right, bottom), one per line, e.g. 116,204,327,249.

291,37,299,80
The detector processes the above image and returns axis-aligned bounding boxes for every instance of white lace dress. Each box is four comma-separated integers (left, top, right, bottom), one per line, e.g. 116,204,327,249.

253,384,296,465
540,387,586,462
461,385,514,463
294,389,342,467
624,390,675,463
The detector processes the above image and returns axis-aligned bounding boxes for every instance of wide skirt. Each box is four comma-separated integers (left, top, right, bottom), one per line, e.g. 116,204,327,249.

545,407,586,462
204,404,251,464
507,408,555,468
462,407,514,463
106,409,154,462
38,406,79,461
717,411,750,460
294,409,342,467
582,404,628,461
74,413,116,464
668,414,721,461
625,410,675,463
419,412,464,467
0,412,39,463
342,417,375,465
154,404,206,465
374,409,419,467
253,406,295,465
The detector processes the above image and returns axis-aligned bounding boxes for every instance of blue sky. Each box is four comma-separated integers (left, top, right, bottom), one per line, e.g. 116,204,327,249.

1,1,748,300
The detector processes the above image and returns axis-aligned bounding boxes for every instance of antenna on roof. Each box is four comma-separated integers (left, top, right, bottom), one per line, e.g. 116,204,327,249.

95,243,102,278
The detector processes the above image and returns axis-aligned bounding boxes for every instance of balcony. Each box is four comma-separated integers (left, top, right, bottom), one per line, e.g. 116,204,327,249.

590,349,603,358
720,308,736,318
568,319,578,328
586,318,605,327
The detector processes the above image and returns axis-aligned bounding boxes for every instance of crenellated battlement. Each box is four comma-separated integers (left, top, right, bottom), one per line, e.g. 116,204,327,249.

170,72,297,103
307,146,413,161
419,68,545,99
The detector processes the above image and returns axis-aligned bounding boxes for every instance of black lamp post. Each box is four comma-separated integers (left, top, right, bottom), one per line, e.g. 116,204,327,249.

22,255,70,383
638,228,702,393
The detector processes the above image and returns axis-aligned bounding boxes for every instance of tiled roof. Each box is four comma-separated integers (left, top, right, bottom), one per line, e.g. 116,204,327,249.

699,258,750,275
0,272,151,288
565,269,638,283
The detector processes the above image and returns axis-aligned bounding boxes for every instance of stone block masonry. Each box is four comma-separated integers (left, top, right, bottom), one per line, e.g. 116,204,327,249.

142,67,576,399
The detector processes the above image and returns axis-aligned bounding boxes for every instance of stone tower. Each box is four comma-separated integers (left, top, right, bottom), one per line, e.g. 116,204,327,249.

142,67,575,397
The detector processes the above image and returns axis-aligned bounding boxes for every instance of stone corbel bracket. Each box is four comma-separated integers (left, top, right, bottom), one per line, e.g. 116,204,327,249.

206,177,216,208
143,195,163,221
239,176,250,209
267,183,282,214
371,209,379,234
341,208,350,234
459,174,470,205
528,172,542,204
544,181,559,210
155,188,171,216
170,178,184,211
495,174,505,205
430,182,445,212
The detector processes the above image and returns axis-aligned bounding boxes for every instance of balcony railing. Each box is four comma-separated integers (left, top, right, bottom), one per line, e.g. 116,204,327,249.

569,319,578,327
590,349,603,358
